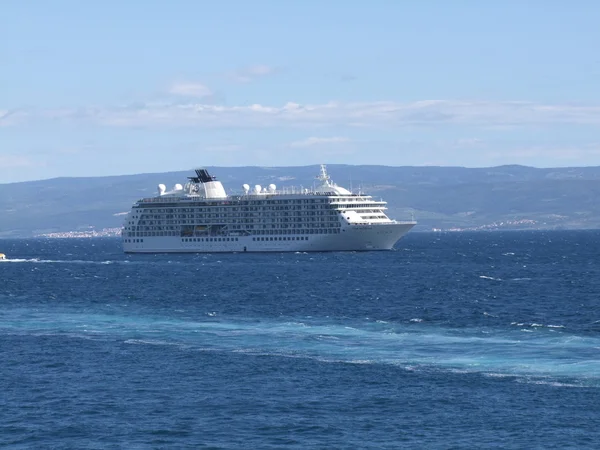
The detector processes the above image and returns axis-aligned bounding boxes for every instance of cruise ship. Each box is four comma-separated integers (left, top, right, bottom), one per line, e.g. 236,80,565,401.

121,165,416,253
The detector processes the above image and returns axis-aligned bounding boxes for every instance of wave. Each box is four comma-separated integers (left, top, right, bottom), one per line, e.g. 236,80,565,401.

0,258,118,265
0,258,225,266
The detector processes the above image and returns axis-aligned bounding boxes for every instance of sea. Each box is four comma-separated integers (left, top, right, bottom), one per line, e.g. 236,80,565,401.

1,230,600,449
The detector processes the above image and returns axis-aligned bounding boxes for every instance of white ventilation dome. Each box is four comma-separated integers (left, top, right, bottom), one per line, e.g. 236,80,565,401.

157,184,166,195
254,184,262,194
174,183,183,191
243,184,250,193
268,184,276,193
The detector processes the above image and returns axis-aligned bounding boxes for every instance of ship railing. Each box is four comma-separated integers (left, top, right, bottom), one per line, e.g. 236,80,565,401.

228,188,377,198
139,189,385,202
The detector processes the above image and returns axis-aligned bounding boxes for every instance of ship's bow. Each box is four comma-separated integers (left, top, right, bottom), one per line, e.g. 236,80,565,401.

342,221,416,251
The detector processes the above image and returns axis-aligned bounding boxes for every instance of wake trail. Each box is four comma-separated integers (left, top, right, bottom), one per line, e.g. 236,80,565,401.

2,310,600,385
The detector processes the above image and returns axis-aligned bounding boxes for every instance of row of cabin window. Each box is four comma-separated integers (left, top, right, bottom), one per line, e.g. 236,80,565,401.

141,204,377,215
182,237,239,242
127,228,342,237
253,236,309,242
181,236,311,242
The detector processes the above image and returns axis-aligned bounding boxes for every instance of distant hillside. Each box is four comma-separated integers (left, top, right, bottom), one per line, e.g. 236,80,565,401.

2,164,600,237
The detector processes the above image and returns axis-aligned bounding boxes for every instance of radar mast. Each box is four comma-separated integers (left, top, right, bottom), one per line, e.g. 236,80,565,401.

316,164,331,186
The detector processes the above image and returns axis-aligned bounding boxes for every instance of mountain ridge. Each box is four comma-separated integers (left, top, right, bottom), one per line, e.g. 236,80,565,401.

2,164,600,238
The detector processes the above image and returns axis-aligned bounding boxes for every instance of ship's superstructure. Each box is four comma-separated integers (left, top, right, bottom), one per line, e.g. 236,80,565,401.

121,165,416,253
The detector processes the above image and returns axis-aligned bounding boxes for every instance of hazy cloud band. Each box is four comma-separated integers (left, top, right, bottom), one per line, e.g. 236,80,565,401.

2,100,600,128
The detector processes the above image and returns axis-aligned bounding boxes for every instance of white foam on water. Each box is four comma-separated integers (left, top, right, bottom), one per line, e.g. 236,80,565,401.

483,372,516,379
512,322,566,330
316,334,341,341
479,275,502,281
124,338,187,348
448,368,472,374
517,379,583,388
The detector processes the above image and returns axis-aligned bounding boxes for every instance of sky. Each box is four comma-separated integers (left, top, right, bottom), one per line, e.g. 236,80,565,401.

2,0,600,182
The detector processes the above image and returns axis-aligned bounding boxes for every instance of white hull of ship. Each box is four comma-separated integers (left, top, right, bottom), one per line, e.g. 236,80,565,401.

122,222,416,253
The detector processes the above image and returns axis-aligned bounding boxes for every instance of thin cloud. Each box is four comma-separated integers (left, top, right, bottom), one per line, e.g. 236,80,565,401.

168,82,213,98
290,136,350,148
228,64,277,83
340,75,357,82
0,155,38,168
454,138,484,147
0,109,27,127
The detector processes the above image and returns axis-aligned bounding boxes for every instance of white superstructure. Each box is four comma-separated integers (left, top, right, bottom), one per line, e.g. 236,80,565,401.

121,165,416,253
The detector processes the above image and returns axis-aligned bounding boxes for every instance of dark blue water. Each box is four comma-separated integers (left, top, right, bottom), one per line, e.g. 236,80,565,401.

2,231,600,448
